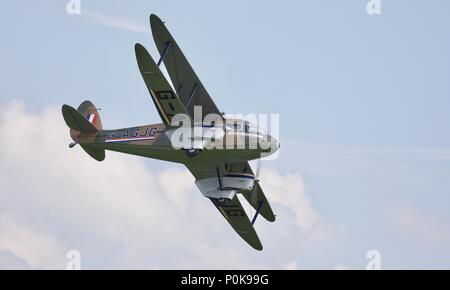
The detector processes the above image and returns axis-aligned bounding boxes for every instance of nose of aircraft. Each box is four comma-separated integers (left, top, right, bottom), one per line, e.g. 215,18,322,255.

272,136,280,151
259,135,279,154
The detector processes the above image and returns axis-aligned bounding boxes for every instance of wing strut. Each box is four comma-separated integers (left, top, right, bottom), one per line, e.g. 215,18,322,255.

251,201,265,225
157,41,172,67
186,84,198,108
216,166,224,190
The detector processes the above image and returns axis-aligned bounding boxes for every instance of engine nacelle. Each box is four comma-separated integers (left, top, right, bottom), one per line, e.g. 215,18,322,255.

195,173,255,200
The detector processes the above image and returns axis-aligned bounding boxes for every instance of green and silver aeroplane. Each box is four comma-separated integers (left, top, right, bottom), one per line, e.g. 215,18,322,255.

62,14,279,250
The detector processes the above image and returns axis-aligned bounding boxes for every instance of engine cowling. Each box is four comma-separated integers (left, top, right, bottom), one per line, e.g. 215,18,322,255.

195,173,256,200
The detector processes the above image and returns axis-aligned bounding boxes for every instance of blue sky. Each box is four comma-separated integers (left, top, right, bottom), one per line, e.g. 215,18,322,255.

1,0,450,269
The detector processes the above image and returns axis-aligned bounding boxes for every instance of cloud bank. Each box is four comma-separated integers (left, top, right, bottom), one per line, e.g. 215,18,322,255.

0,101,335,269
385,201,450,246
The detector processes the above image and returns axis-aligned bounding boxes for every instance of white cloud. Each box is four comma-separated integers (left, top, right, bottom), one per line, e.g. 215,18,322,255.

260,168,319,233
333,264,350,270
258,167,339,249
83,10,148,34
0,249,31,270
385,201,450,245
0,215,65,269
284,260,300,270
0,101,335,269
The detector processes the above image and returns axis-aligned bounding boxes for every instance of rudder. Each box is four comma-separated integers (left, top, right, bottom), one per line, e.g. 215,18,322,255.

62,101,105,162
62,104,98,133
77,100,103,131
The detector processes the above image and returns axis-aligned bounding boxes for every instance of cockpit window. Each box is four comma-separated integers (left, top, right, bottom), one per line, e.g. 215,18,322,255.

244,121,263,135
225,120,264,135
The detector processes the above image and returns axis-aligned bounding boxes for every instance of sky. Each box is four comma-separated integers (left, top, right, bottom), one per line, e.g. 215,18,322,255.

1,0,450,269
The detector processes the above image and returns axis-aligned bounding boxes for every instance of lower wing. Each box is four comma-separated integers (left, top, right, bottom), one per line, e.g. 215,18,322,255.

210,196,263,251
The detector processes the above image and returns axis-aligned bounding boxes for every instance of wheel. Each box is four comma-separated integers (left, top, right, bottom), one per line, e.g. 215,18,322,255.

216,198,231,204
184,148,201,157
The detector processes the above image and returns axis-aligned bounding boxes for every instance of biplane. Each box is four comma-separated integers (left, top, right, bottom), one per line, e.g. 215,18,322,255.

62,14,279,250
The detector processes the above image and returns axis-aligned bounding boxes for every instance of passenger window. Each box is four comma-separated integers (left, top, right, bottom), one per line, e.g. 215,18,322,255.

233,123,240,132
244,122,250,134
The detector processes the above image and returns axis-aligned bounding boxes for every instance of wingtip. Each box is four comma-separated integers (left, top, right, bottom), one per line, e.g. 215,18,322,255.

249,237,263,251
251,240,263,251
267,215,276,223
134,43,148,56
150,14,162,25
134,43,143,50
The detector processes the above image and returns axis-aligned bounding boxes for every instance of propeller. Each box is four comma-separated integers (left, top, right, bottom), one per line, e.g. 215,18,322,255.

255,159,262,181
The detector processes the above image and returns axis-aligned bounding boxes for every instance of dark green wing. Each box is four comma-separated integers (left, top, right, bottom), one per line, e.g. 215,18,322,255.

226,161,276,222
186,162,270,250
211,196,263,251
150,14,221,119
135,43,191,127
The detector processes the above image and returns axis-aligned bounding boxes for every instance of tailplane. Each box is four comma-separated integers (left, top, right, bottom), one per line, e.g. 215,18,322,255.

62,101,102,133
62,100,105,161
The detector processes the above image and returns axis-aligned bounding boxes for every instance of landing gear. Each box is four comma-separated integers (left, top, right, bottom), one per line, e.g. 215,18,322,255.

184,148,201,157
215,198,231,204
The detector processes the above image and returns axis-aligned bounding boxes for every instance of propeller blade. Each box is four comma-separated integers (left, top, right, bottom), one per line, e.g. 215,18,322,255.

250,159,262,204
250,186,258,204
255,159,262,179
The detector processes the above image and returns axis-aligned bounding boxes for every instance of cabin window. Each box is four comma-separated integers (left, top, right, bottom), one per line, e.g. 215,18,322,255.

244,122,250,134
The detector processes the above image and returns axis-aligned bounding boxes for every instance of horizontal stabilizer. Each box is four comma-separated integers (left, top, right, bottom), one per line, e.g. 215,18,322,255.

81,145,105,162
62,104,98,133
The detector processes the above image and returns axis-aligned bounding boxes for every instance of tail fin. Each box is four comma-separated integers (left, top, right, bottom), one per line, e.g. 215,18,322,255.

62,100,105,162
77,101,103,131
62,101,102,133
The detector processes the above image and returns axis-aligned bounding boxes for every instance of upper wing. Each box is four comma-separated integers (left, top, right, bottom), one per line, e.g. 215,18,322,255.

225,162,276,223
150,14,221,119
135,43,191,127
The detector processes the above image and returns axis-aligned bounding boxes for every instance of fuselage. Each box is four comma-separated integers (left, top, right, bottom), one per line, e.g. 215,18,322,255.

72,120,279,165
